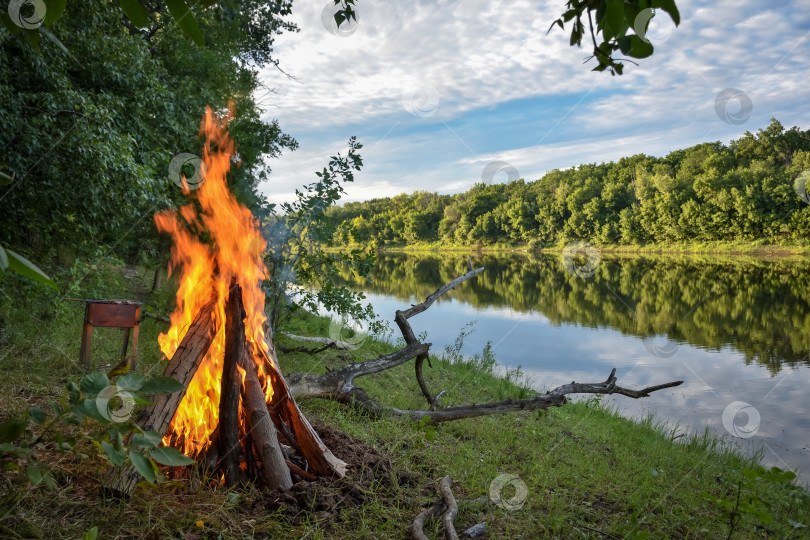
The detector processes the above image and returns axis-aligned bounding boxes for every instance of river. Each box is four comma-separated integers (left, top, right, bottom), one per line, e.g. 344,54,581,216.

333,250,810,483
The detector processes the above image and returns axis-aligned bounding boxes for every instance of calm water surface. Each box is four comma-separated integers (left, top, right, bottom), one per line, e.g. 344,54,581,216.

337,252,810,483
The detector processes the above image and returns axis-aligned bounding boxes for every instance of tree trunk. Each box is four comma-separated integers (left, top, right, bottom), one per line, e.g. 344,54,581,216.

151,266,162,292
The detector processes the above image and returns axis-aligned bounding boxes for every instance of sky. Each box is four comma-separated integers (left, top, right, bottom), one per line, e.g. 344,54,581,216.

256,0,810,206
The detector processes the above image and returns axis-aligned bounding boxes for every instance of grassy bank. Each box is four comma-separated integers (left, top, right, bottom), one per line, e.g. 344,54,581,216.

1,262,809,538
336,240,810,259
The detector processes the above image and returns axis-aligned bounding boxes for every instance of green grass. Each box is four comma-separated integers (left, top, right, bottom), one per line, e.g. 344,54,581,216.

1,261,809,538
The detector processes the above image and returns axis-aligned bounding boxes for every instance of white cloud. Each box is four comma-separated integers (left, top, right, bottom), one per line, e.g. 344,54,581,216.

257,0,810,205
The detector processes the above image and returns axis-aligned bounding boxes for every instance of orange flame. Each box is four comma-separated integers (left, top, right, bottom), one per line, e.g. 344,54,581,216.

155,106,274,456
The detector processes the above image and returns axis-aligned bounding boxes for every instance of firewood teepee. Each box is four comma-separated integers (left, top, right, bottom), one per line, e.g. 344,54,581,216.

105,107,344,496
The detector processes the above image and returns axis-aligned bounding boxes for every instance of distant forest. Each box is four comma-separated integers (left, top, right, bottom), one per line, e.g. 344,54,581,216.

326,119,810,248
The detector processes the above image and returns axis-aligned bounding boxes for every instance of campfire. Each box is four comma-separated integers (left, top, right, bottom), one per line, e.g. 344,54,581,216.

105,107,345,496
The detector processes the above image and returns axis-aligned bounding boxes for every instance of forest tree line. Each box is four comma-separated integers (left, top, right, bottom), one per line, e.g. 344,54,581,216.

326,119,810,248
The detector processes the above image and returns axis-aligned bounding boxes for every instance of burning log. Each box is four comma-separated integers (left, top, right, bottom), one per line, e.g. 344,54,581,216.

240,349,293,490
219,282,244,486
259,346,347,478
104,299,218,496
227,282,293,490
103,285,342,496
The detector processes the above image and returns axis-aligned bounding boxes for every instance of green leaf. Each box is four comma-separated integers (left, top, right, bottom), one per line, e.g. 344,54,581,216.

101,441,126,466
0,13,20,34
43,474,58,491
0,418,27,443
626,35,654,58
67,381,80,403
424,426,436,442
164,0,204,46
602,0,625,41
27,407,46,425
139,376,183,395
116,373,147,391
0,246,7,270
25,28,40,48
81,526,99,540
618,35,632,55
43,0,67,28
149,446,195,466
2,247,57,289
119,0,150,27
132,395,153,406
79,372,110,396
112,432,124,453
651,0,680,25
49,400,61,416
129,450,156,483
80,399,110,424
26,464,43,485
132,431,162,449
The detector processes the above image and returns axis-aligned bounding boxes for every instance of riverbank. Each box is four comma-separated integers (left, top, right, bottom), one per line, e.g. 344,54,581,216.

0,262,808,538
337,240,810,259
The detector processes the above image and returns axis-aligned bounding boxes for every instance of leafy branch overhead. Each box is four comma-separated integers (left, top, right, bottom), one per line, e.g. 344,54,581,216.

549,0,680,75
0,0,221,49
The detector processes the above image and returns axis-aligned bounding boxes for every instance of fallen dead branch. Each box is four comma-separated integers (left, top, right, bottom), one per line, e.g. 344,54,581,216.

439,476,460,540
283,266,683,424
411,476,459,540
281,332,354,350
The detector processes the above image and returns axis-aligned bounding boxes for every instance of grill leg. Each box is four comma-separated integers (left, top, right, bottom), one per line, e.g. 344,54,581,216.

80,322,93,369
131,324,139,370
121,327,131,363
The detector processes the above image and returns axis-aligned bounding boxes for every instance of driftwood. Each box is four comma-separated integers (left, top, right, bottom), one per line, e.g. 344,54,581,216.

283,267,683,425
280,332,354,351
395,267,485,408
104,299,218,496
440,476,459,540
411,476,459,540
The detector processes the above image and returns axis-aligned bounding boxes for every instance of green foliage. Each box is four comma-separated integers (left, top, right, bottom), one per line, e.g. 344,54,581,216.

0,368,193,491
263,137,383,336
412,416,436,442
326,120,810,248
703,465,804,538
0,0,297,268
548,0,681,75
